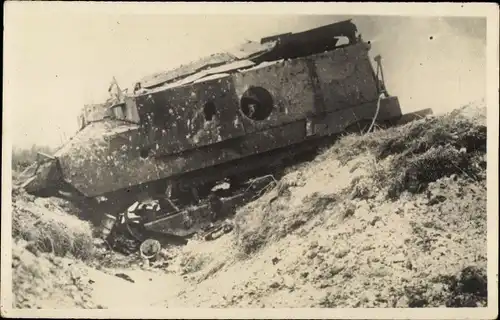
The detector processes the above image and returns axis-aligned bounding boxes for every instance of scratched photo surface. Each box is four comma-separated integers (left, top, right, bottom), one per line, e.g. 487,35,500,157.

3,2,496,317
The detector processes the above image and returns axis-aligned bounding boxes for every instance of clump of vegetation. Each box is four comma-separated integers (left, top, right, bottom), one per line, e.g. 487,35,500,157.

333,104,486,200
443,266,488,307
387,145,483,199
179,251,209,275
375,114,486,161
404,266,487,308
12,190,95,261
327,103,486,167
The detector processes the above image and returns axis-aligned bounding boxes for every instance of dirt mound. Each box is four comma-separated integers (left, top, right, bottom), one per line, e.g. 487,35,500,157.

234,101,486,255
12,241,99,309
11,189,95,260
10,188,102,308
165,102,487,308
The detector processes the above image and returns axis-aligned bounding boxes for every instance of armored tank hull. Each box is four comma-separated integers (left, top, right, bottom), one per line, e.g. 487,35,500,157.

20,19,432,241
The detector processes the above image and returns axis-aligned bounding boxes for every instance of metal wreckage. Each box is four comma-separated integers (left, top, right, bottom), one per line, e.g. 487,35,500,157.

20,19,432,255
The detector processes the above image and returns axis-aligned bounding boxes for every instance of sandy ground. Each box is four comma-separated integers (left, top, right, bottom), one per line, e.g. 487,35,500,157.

10,102,488,309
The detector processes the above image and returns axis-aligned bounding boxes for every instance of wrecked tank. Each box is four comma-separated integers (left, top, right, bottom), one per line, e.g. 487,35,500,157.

20,19,432,244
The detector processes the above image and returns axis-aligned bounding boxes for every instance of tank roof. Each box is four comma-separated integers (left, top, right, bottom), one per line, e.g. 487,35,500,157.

135,19,358,92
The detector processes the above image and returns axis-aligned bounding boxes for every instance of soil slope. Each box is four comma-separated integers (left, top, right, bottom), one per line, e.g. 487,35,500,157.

10,101,488,309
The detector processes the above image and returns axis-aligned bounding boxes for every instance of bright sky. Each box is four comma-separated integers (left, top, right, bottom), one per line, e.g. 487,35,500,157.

4,3,487,149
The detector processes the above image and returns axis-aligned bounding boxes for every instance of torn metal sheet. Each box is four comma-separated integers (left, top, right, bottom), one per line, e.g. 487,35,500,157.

226,40,277,60
138,52,237,89
192,73,231,84
175,60,255,86
240,59,284,72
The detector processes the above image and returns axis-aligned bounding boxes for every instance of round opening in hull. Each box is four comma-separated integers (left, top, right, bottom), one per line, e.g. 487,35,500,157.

240,86,274,121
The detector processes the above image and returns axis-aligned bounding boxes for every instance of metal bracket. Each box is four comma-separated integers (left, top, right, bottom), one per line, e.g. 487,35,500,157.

374,54,389,97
